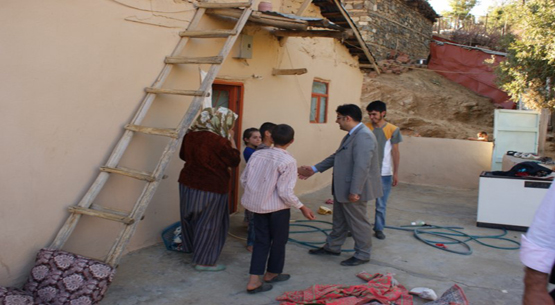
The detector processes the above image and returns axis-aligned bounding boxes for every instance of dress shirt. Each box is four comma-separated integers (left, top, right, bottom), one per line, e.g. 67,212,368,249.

241,147,303,213
312,123,364,173
520,183,555,273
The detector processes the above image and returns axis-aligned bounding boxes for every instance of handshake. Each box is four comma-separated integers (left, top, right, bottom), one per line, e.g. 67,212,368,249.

297,165,315,180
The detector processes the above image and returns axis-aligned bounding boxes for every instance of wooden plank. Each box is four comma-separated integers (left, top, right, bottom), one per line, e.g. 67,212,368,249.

359,64,374,69
296,0,313,15
124,124,179,138
68,206,135,225
207,8,308,31
272,68,308,75
165,56,223,64
273,30,352,39
196,2,251,8
99,166,156,182
179,29,237,38
538,108,550,155
90,204,130,218
321,12,343,18
145,87,208,96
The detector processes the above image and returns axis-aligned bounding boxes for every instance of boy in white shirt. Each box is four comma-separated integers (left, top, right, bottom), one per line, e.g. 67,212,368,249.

241,124,315,294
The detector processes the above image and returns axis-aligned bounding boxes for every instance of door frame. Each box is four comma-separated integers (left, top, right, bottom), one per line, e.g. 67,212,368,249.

212,80,244,213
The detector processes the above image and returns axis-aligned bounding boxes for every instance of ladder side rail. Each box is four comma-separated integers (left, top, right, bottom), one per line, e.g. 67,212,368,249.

128,7,208,126
105,6,254,266
49,8,209,250
105,98,204,266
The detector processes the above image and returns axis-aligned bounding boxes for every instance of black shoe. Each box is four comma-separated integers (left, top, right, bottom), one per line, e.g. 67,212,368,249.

374,231,386,240
308,247,341,256
247,283,273,294
340,256,370,266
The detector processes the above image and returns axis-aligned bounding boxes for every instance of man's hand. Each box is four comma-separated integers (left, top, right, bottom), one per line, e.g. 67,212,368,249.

298,166,315,180
348,193,360,202
392,173,399,187
300,206,316,220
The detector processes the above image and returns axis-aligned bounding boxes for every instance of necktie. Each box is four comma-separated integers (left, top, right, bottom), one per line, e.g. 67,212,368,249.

341,133,350,145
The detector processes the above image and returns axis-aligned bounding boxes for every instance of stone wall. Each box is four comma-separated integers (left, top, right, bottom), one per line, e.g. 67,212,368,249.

343,0,434,61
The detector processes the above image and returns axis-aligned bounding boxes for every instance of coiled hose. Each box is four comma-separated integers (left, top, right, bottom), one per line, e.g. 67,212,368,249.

288,220,521,255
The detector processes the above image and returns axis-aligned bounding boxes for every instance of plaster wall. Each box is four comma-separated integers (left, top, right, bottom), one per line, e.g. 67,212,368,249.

399,136,493,189
0,0,362,286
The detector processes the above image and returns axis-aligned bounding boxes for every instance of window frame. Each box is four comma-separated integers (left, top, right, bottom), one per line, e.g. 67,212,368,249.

310,79,329,124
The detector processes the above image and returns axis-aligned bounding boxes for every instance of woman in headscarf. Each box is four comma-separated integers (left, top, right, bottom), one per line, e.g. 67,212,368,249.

178,107,241,271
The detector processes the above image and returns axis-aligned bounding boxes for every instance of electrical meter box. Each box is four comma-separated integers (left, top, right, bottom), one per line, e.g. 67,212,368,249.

234,34,253,59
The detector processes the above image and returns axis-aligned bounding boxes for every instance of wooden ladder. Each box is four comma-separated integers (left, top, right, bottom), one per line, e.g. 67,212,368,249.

49,1,254,267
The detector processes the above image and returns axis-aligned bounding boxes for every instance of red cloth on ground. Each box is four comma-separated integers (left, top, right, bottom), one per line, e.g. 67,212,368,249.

276,273,413,305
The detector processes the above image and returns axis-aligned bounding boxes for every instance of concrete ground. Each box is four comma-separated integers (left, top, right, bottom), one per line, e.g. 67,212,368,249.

101,183,524,304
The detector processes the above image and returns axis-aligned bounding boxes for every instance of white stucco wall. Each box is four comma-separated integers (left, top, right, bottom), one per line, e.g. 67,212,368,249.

0,0,362,286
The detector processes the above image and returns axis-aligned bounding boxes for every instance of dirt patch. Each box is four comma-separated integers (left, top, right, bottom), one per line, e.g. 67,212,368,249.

360,69,496,139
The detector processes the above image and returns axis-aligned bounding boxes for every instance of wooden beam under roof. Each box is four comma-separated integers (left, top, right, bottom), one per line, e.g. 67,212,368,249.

272,29,353,39
207,8,308,31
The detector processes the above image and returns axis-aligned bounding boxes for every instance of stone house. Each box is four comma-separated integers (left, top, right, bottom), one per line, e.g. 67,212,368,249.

342,0,439,61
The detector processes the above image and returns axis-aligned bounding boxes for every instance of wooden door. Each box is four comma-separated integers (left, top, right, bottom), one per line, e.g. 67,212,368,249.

212,81,244,213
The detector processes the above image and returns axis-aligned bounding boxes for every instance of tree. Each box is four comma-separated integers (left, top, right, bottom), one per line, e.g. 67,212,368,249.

496,0,555,109
447,0,479,27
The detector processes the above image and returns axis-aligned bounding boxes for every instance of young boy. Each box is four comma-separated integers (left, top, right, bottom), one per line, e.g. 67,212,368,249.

257,122,276,150
240,124,315,294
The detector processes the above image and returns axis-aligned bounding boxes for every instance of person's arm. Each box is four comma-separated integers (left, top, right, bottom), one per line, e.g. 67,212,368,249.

391,143,400,186
520,183,555,303
229,130,237,149
179,134,187,161
219,137,241,168
350,132,374,199
523,267,554,305
276,161,303,209
315,152,336,173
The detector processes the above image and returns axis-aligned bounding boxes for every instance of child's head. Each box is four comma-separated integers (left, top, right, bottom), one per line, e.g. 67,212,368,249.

259,122,277,144
271,124,295,147
242,128,262,147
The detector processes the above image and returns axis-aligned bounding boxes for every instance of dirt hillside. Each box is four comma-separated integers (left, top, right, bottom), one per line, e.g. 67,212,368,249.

360,69,496,139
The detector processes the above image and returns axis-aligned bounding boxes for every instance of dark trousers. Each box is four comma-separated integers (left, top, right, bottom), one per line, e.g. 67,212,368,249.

249,209,290,275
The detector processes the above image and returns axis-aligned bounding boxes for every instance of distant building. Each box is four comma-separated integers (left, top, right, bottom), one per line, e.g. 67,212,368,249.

343,0,439,61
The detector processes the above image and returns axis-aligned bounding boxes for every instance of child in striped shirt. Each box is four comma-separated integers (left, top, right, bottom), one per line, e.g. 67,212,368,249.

241,124,315,294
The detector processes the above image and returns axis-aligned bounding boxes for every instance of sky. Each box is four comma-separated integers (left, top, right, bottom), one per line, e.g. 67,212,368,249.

428,0,499,17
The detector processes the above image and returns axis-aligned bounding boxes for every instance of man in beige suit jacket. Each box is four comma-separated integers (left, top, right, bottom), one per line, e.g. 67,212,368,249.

299,104,382,266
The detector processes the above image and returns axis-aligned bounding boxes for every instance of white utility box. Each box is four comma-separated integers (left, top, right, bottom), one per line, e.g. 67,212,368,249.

477,171,551,231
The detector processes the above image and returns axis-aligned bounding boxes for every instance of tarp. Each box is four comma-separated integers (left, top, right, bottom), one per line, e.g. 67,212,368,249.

428,37,514,109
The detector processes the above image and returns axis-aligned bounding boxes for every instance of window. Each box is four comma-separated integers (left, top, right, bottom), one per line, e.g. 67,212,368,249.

310,80,329,123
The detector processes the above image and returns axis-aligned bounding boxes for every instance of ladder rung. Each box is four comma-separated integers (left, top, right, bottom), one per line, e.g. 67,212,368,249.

179,29,237,38
100,166,156,182
165,56,224,65
124,124,179,138
145,87,208,97
68,206,135,225
196,2,251,9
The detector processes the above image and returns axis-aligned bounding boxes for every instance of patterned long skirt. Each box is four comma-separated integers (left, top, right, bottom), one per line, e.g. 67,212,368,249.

179,184,229,265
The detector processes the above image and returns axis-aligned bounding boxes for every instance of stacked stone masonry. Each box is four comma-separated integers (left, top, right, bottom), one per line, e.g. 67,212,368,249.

343,0,434,61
